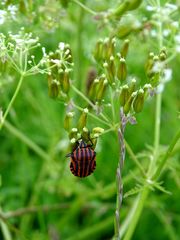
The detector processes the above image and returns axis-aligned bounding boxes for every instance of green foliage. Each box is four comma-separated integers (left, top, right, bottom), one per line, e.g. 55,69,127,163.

0,1,180,240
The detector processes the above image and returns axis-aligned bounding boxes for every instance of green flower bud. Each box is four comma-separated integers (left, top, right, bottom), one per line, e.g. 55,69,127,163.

69,128,78,140
119,85,130,106
127,0,143,11
77,108,89,131
129,78,136,95
121,39,129,58
88,78,99,100
96,79,108,102
159,48,167,61
145,52,155,78
70,138,77,150
133,89,145,113
92,127,104,134
143,84,152,98
61,69,70,93
94,39,103,61
64,112,74,131
102,38,114,61
123,92,137,114
112,1,129,18
81,127,90,141
48,79,60,99
90,135,98,149
103,60,115,85
117,58,127,83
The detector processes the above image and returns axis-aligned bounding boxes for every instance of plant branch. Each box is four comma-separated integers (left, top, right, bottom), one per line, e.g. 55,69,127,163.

153,128,180,180
72,0,97,15
0,74,24,130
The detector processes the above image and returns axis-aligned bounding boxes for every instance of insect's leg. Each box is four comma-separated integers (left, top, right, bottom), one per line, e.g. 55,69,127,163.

66,153,72,157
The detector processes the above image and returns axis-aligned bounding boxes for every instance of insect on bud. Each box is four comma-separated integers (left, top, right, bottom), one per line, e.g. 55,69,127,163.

133,89,145,113
77,108,89,131
121,39,129,58
117,58,127,83
119,85,130,107
123,92,137,114
64,111,74,131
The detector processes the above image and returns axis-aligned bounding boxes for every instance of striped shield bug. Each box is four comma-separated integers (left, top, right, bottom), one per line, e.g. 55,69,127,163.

66,140,96,178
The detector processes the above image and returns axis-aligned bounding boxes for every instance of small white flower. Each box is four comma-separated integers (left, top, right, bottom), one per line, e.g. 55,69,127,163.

163,29,170,37
174,34,180,44
0,10,7,25
163,69,172,82
146,5,155,12
59,42,65,51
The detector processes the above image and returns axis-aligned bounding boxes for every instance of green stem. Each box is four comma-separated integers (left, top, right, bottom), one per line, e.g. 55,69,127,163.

123,1,164,238
0,74,24,130
4,121,51,162
71,85,111,124
75,1,84,91
148,92,162,176
110,88,116,124
0,209,12,240
153,128,180,180
123,187,149,240
72,0,97,15
73,103,111,127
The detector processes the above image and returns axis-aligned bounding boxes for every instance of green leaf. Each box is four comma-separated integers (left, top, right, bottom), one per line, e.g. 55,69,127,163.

124,185,143,198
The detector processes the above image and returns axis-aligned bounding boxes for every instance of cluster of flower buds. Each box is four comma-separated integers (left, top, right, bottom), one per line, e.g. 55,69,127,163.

119,79,152,114
92,37,155,114
145,48,167,87
64,108,104,150
47,42,73,100
93,37,130,87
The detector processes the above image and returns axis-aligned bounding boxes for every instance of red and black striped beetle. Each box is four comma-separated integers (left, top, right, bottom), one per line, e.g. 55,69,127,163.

66,140,96,178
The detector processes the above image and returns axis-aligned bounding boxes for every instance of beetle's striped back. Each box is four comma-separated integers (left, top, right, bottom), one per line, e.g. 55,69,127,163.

70,146,96,178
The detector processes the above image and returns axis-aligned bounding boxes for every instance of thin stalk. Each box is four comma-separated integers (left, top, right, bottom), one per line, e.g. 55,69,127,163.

148,92,162,176
0,214,12,240
110,88,116,124
72,0,97,15
73,103,111,127
153,128,180,180
123,1,164,238
71,85,110,123
123,187,149,240
115,109,126,240
75,0,84,91
0,74,24,130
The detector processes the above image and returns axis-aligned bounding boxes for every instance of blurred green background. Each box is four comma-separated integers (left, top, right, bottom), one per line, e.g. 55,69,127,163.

0,1,179,240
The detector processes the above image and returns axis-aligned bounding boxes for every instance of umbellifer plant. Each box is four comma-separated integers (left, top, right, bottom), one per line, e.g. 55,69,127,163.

0,0,180,240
